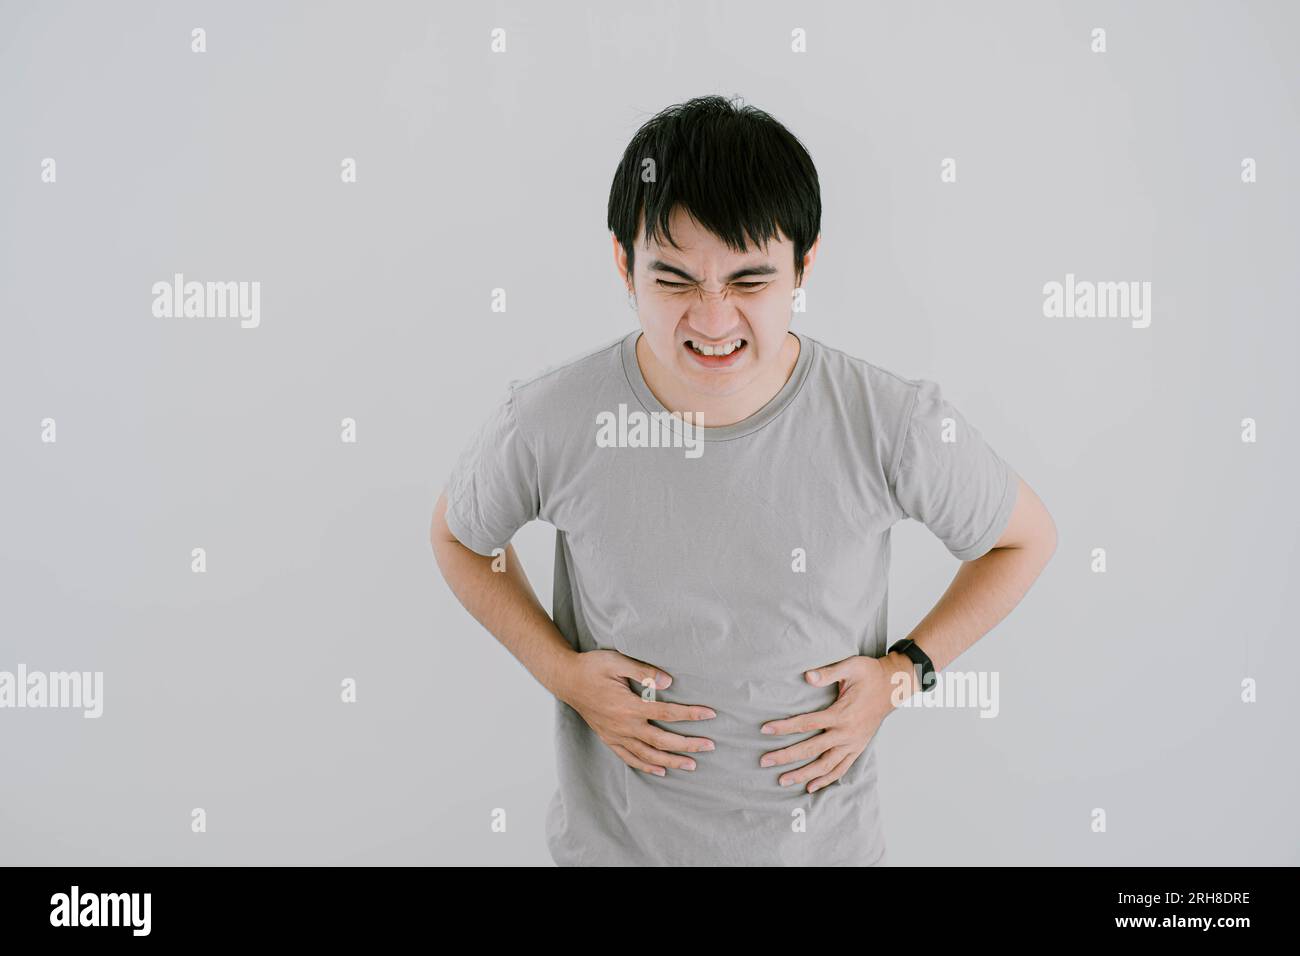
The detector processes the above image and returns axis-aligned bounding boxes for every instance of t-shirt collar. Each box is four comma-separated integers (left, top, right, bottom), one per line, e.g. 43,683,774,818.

619,328,814,442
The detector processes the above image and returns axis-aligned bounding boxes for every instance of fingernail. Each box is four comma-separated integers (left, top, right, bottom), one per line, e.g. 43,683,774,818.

701,741,715,751
760,758,773,768
761,725,774,734
807,670,820,682
700,710,717,719
654,767,665,776
684,761,696,771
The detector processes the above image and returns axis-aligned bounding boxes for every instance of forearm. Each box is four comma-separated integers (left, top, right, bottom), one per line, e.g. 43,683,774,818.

432,529,579,702
884,543,1052,692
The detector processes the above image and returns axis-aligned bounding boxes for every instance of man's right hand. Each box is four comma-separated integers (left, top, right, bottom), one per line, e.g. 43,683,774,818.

557,650,716,776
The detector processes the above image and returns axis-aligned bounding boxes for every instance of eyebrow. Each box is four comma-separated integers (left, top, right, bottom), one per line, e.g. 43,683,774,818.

648,259,779,282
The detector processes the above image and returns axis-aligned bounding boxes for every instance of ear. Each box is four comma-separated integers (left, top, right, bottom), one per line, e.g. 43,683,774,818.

612,233,632,290
799,233,822,283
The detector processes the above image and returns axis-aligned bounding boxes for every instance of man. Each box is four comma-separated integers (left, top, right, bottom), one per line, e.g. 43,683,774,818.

431,95,1056,865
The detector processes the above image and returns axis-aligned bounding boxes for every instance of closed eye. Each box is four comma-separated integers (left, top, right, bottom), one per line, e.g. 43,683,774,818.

655,280,771,291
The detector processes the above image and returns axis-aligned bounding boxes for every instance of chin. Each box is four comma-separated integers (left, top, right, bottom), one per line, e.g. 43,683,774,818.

681,364,753,392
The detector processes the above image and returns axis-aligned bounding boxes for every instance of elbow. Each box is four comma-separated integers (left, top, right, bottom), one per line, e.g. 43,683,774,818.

430,489,453,553
1039,510,1059,567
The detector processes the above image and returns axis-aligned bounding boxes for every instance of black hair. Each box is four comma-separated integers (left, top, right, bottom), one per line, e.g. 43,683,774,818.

607,94,822,288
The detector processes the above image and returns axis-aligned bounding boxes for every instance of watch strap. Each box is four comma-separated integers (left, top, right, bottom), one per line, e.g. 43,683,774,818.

888,637,936,692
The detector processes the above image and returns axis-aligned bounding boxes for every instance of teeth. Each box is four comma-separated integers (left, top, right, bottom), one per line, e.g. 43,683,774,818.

689,338,744,356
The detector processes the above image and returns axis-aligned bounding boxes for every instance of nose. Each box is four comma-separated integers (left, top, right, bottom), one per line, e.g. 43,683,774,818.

689,285,740,333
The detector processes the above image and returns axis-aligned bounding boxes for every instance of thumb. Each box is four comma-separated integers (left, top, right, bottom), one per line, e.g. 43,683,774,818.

805,659,854,687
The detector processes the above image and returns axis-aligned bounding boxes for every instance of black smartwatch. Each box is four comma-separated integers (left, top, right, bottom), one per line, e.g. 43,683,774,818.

887,638,936,693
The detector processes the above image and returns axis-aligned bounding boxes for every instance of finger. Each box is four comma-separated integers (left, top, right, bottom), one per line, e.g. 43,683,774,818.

807,749,860,794
641,725,715,755
646,701,717,722
609,742,666,777
618,656,672,692
778,746,851,790
626,738,698,772
759,732,841,769
760,708,834,737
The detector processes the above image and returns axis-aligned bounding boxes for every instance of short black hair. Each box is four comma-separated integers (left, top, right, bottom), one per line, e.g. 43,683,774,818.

607,94,822,287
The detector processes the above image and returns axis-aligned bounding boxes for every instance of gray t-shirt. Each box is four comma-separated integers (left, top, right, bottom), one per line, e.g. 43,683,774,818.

443,329,1019,866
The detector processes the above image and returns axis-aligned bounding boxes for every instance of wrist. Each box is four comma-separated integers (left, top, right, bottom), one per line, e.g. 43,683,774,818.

546,646,584,706
882,650,921,709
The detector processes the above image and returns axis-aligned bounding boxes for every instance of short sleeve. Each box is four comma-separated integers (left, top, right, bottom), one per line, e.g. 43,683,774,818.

889,379,1019,561
442,387,540,556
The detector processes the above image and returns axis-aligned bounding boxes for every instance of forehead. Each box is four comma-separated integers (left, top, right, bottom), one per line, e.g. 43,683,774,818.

636,206,789,262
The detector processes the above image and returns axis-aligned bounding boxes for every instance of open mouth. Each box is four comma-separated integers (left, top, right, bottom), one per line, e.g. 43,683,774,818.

684,337,748,363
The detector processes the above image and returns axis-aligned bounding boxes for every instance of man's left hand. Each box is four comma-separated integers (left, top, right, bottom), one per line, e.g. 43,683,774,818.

758,654,911,793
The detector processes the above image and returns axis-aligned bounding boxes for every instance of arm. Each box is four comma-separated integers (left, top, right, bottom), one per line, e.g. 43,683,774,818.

429,489,580,700
882,475,1057,694
430,489,718,774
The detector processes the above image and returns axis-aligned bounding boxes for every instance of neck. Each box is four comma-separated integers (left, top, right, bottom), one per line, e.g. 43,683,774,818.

636,332,801,427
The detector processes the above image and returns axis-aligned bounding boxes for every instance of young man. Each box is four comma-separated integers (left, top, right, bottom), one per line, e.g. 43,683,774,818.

431,95,1056,866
